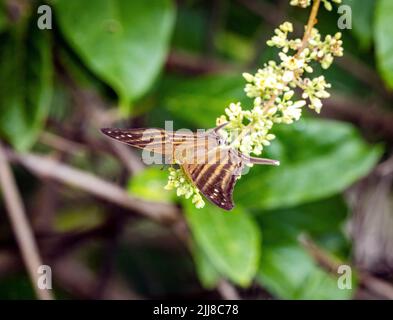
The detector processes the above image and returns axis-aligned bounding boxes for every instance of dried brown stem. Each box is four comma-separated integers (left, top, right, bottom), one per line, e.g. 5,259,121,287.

300,235,393,300
0,144,54,300
6,149,180,225
217,279,241,300
39,131,86,155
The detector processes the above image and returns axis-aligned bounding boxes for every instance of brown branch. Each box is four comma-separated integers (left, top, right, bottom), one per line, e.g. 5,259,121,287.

6,149,180,225
39,131,86,155
217,279,241,300
110,142,145,175
299,235,393,300
376,154,393,177
0,144,54,300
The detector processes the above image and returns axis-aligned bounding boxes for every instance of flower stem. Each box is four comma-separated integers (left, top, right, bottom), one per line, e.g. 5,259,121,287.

233,0,322,147
296,0,321,56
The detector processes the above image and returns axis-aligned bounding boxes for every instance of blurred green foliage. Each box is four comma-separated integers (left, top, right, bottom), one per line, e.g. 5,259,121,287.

54,0,175,113
0,0,390,299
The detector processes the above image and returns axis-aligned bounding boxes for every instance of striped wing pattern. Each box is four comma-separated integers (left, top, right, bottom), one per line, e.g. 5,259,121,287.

101,128,207,160
182,149,244,210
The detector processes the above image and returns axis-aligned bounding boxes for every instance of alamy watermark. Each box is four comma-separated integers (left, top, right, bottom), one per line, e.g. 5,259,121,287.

337,5,352,30
337,264,352,290
37,5,52,30
37,265,52,290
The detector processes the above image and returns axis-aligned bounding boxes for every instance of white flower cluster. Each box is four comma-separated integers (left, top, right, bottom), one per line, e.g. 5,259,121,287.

165,167,205,208
290,0,341,11
216,20,342,157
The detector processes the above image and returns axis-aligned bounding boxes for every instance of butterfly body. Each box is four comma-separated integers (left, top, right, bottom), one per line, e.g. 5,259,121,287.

101,124,279,210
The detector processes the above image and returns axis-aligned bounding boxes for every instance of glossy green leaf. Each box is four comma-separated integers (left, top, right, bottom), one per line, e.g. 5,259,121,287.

192,242,220,289
235,119,382,210
375,0,393,89
185,202,261,286
343,0,375,49
54,0,175,112
0,24,53,150
258,244,355,299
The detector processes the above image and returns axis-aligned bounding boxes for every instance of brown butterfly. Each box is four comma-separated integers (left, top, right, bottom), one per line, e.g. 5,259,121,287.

101,123,279,210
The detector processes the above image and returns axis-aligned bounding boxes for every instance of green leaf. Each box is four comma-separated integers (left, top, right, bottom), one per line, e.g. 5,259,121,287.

235,119,382,210
127,166,174,203
54,0,175,113
0,24,53,150
185,202,261,286
257,196,350,254
192,242,220,289
375,0,393,89
258,244,355,299
343,0,375,49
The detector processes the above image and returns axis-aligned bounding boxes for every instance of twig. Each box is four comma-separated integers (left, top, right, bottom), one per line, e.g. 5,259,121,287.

217,279,241,300
39,131,86,155
0,144,54,300
376,154,393,177
107,139,145,175
299,235,393,300
6,149,180,225
297,0,321,55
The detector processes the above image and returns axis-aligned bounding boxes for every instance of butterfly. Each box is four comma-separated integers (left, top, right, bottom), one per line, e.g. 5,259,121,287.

101,123,279,210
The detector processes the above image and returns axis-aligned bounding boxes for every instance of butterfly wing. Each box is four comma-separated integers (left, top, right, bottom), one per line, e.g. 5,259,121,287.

182,148,244,210
101,127,202,156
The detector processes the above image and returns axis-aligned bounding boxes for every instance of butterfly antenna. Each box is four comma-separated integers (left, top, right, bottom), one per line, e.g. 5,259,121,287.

247,156,280,166
213,122,229,132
